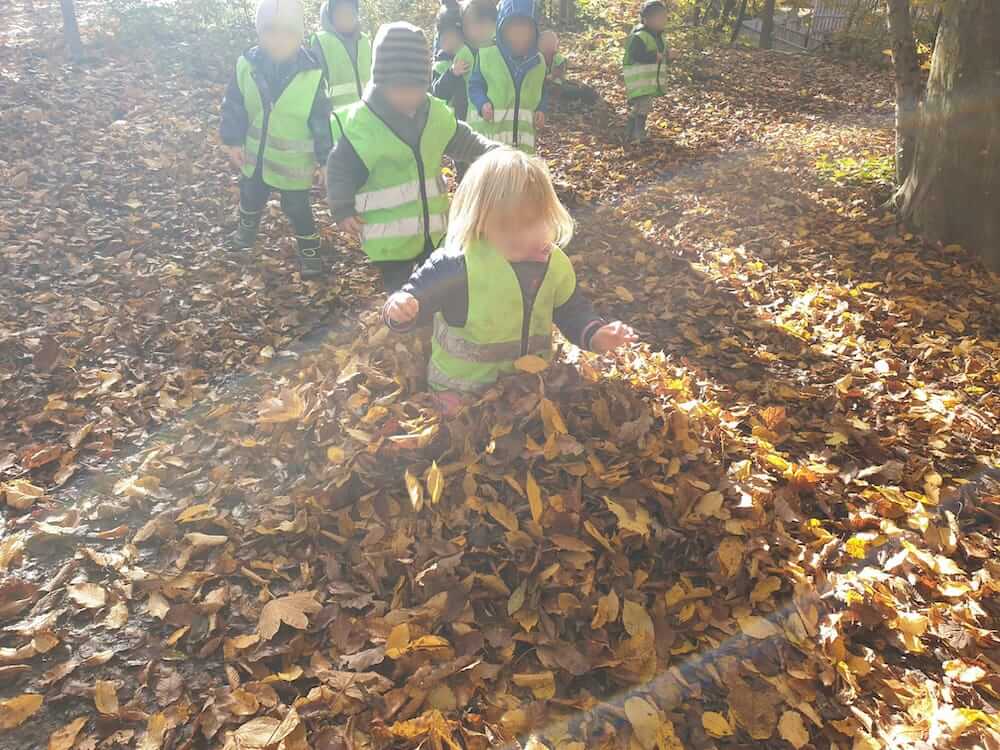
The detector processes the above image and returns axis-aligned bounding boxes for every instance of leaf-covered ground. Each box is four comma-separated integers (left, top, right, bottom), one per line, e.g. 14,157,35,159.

2,3,999,749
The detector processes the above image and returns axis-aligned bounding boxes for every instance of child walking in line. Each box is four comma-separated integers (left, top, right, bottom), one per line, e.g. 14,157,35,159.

469,0,547,154
431,0,465,108
383,148,637,402
325,22,499,292
432,0,498,125
539,30,566,110
311,0,372,110
220,0,332,279
623,0,670,143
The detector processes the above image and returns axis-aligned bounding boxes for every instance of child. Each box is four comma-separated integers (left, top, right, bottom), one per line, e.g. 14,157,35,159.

539,30,566,111
325,22,499,292
432,0,498,124
383,148,637,398
311,0,372,110
623,0,670,143
432,0,465,108
469,0,547,154
220,0,332,279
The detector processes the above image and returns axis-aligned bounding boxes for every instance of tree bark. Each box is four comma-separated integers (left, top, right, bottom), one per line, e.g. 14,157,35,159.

730,0,749,45
759,0,776,50
60,0,83,60
885,0,921,183
899,0,1000,270
716,0,737,32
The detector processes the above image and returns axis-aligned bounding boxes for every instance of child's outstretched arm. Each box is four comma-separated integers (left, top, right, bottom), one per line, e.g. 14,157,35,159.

444,121,500,164
554,287,638,353
382,252,469,332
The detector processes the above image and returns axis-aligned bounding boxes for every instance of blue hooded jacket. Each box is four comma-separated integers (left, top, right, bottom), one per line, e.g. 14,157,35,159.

469,0,547,115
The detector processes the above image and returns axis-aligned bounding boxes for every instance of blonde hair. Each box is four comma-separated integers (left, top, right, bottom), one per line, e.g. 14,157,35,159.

447,148,574,252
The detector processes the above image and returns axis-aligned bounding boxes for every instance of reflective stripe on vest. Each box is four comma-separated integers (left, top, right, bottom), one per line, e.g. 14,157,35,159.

428,242,576,392
342,96,457,262
237,56,322,191
623,28,664,99
315,31,372,108
472,45,545,154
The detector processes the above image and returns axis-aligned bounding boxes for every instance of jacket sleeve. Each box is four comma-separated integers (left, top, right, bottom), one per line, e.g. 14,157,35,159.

627,34,658,64
554,285,606,350
220,67,249,146
537,79,549,113
382,251,469,332
432,69,463,101
325,134,369,222
468,58,490,114
309,85,333,164
444,120,499,164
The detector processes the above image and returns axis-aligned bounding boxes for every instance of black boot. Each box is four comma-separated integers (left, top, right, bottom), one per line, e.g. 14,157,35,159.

230,207,262,250
296,233,325,279
636,114,649,142
624,114,638,143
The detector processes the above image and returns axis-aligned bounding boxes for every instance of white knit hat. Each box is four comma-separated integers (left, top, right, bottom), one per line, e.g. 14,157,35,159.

256,0,305,38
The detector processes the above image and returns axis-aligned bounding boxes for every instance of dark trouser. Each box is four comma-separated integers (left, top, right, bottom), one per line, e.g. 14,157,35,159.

374,240,434,293
239,174,316,237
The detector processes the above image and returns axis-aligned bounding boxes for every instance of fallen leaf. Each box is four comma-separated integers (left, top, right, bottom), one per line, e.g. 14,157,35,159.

257,591,322,640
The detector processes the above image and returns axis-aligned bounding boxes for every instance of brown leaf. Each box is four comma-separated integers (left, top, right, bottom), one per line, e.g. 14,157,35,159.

257,592,322,640
0,693,44,729
48,717,88,750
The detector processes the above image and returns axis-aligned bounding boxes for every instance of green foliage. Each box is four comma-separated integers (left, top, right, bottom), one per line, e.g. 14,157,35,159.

815,153,894,189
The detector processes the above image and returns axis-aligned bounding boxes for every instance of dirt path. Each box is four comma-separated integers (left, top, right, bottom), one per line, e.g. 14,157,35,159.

1,9,998,750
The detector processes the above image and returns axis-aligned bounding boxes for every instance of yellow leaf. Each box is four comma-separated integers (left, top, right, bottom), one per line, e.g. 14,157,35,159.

622,600,654,639
778,710,809,749
95,680,119,716
66,582,107,610
137,713,168,750
717,537,744,577
486,501,519,532
512,671,556,700
656,719,684,750
326,446,345,463
514,355,549,374
526,470,544,523
257,591,322,640
508,579,527,616
614,285,635,303
385,623,411,658
702,711,733,738
405,469,424,511
604,497,650,536
48,717,88,750
0,694,44,729
624,696,660,750
738,615,781,639
539,398,568,436
2,479,46,510
426,462,444,505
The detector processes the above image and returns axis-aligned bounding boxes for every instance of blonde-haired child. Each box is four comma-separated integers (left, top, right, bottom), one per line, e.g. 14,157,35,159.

383,148,636,399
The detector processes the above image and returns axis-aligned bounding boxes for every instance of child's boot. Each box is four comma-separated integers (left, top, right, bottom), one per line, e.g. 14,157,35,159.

230,207,262,250
623,114,638,143
296,233,325,279
637,114,649,142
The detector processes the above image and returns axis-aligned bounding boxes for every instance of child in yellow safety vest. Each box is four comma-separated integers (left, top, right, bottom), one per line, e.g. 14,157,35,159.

383,148,638,410
220,0,332,279
431,0,466,112
325,23,499,292
622,0,670,143
432,0,498,130
469,0,547,154
311,0,372,111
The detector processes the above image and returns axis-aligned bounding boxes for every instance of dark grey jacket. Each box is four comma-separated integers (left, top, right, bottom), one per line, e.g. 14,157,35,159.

325,88,498,222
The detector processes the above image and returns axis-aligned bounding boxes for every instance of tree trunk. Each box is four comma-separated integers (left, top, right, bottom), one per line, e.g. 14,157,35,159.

730,0,749,45
899,0,1000,270
759,0,776,50
60,0,83,60
885,0,921,183
716,0,737,31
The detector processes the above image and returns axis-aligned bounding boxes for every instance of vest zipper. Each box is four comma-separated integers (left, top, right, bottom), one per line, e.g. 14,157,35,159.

512,77,522,147
520,254,552,356
250,70,272,176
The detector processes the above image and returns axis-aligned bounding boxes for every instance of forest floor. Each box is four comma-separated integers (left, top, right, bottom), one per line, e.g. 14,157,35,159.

1,2,999,749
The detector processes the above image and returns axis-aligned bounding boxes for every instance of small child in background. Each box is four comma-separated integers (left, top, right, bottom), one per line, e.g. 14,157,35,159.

469,0,547,154
326,22,499,292
622,0,670,143
312,0,372,110
383,148,637,403
539,30,566,110
432,0,498,124
432,0,466,109
220,0,332,278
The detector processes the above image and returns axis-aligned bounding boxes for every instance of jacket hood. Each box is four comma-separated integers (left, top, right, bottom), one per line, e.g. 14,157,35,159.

321,0,360,35
496,0,539,59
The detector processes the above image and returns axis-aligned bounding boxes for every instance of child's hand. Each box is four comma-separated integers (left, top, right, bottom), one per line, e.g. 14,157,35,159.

591,321,638,354
451,58,470,76
534,111,546,129
482,103,494,121
386,292,420,325
224,145,243,168
339,215,365,236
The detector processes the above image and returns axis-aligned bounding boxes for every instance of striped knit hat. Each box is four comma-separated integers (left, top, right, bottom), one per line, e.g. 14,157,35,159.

371,22,432,88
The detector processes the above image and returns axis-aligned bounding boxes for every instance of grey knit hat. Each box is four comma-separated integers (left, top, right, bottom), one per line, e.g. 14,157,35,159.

640,0,666,16
256,0,305,38
371,22,432,88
